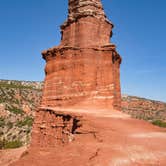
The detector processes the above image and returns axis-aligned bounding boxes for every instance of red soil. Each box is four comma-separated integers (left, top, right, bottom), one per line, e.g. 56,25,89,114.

10,108,166,166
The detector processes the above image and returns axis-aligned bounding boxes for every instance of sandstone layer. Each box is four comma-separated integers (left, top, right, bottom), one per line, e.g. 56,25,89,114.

0,79,165,153
41,0,121,111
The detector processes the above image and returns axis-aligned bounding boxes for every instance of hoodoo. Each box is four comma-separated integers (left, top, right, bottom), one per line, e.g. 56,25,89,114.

41,0,121,110
10,1,166,165
31,0,122,147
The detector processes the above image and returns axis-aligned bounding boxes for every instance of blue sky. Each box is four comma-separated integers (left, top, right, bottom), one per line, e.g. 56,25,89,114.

0,0,166,102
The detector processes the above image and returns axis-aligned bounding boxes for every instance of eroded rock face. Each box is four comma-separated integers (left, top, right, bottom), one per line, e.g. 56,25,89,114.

32,0,121,148
12,109,166,166
31,109,82,147
68,0,106,22
41,0,121,111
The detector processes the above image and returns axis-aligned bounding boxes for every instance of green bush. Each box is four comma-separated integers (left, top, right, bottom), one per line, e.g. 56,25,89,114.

0,139,23,149
0,117,5,127
16,116,33,127
0,131,3,136
152,120,166,128
8,107,24,115
0,139,5,149
0,98,5,103
0,82,35,90
6,121,13,129
4,140,23,149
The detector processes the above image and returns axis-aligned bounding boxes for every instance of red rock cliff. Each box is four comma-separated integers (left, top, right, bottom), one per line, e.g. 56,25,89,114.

41,0,122,110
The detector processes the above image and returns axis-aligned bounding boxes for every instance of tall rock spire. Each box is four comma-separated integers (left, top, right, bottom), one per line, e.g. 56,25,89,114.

68,0,106,21
41,0,121,111
60,0,113,47
31,0,122,147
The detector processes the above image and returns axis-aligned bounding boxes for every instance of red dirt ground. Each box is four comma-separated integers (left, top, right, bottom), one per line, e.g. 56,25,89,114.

5,108,166,166
0,146,27,166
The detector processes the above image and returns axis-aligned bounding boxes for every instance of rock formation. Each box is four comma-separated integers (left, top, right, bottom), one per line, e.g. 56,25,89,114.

31,0,121,148
9,1,166,165
41,0,121,110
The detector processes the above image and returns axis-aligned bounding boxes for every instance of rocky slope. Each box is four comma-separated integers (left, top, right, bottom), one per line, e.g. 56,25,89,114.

122,95,166,122
0,80,166,149
0,80,42,148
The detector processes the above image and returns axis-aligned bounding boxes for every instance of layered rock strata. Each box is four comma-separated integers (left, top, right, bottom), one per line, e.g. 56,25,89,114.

31,0,121,147
31,108,82,147
41,0,121,110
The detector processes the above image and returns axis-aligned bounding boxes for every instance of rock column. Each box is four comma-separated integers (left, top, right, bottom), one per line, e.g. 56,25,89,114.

41,0,122,110
31,0,122,147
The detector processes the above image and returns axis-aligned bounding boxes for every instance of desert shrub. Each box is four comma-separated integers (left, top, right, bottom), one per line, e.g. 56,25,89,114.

152,120,166,128
8,107,24,115
16,116,33,127
0,117,5,127
0,131,3,136
0,98,5,103
26,128,31,134
0,82,34,90
0,139,5,149
0,139,22,149
3,140,23,149
15,99,20,104
6,121,13,129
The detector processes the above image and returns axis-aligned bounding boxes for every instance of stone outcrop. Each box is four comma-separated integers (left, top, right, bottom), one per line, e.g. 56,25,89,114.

31,0,121,148
41,0,121,110
31,108,82,147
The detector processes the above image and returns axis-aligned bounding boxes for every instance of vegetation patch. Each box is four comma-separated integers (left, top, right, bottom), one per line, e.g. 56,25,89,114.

152,120,166,128
0,117,5,127
0,82,36,90
6,121,13,129
8,107,24,115
16,116,33,127
0,139,23,149
0,98,5,103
